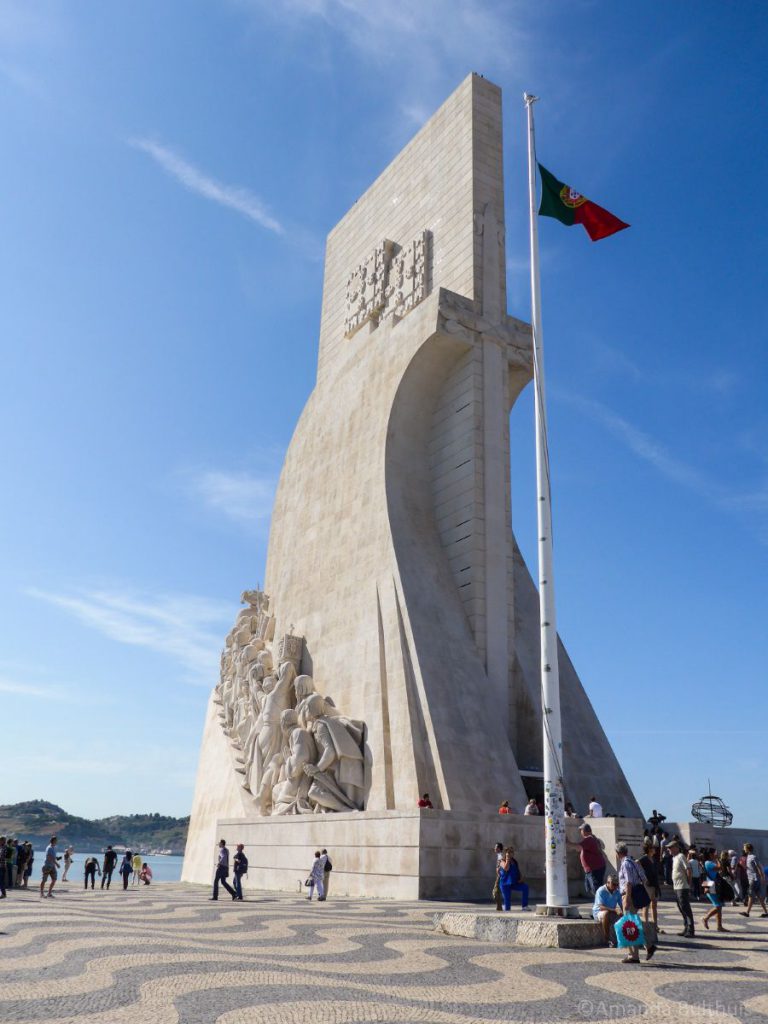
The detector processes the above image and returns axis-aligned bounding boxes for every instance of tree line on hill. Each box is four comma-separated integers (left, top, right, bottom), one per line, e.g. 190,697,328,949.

0,800,189,855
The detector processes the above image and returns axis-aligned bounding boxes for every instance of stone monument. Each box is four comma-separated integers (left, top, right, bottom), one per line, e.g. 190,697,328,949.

182,73,642,898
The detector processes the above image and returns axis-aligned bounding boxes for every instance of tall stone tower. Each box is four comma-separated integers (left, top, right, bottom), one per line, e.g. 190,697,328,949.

183,74,641,898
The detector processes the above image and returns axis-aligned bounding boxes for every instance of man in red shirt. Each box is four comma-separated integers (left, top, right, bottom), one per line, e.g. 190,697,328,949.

417,793,433,808
571,823,606,896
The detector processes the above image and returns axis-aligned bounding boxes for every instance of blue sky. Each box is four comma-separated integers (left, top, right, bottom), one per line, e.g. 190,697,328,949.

1,1,766,828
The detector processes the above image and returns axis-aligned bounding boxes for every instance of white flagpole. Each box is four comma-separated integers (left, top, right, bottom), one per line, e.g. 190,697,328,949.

523,92,569,909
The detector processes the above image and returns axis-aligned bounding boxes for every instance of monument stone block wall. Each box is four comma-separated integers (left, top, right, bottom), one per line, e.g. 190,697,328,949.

214,811,588,901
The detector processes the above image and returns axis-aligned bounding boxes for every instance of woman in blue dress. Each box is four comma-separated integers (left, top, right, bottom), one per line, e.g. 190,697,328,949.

702,851,728,932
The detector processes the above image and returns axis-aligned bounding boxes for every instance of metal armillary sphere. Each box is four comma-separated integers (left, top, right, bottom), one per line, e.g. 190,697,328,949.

691,793,733,827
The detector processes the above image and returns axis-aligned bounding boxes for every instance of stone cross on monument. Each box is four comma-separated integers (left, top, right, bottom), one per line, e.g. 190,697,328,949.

183,74,641,898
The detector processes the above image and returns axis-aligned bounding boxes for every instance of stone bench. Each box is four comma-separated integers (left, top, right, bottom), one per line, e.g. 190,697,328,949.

433,910,657,949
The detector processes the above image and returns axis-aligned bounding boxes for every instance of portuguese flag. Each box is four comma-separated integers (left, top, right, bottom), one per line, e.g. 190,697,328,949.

538,164,629,241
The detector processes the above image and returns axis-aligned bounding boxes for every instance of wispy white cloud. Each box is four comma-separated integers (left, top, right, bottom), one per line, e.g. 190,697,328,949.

0,58,46,97
585,337,741,398
0,0,62,97
571,341,760,532
26,588,235,685
721,488,768,514
558,390,768,542
694,369,740,397
0,1,60,47
243,0,524,66
233,0,530,137
0,677,66,700
128,138,284,235
400,102,431,129
562,392,713,493
183,468,277,528
586,337,646,383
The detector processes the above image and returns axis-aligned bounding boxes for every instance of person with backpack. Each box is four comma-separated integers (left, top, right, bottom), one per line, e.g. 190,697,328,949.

232,843,248,901
119,851,133,890
321,848,333,899
497,847,530,911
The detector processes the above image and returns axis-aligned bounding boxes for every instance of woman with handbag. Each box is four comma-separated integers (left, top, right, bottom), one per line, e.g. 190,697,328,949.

306,851,325,902
616,842,657,963
702,852,730,931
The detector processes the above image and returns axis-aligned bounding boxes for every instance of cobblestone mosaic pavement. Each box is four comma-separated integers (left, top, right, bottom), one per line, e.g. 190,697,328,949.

2,883,768,1023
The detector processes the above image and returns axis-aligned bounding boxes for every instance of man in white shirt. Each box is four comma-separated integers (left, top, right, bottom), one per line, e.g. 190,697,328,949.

669,838,695,937
588,797,603,818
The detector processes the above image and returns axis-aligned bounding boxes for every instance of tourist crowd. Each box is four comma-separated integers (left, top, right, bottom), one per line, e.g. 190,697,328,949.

0,837,34,893
0,835,154,898
588,836,767,963
484,799,768,964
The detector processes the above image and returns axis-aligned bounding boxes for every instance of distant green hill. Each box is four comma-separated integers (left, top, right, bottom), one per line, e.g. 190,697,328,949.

0,800,189,855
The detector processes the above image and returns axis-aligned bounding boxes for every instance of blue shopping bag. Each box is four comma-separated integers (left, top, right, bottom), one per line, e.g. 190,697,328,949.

614,912,646,948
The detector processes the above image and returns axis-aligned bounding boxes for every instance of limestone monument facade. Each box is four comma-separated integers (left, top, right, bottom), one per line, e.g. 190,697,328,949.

183,73,642,898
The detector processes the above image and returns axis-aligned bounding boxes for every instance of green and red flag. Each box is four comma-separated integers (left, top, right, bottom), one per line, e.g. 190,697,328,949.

538,164,629,241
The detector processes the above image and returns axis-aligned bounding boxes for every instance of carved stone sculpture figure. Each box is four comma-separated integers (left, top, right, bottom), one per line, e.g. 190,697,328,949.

294,674,316,728
303,693,365,812
253,660,297,809
272,709,318,815
213,599,367,815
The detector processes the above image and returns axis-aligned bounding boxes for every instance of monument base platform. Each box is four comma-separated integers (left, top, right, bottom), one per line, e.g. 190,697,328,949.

183,811,757,901
434,910,658,949
186,810,588,900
